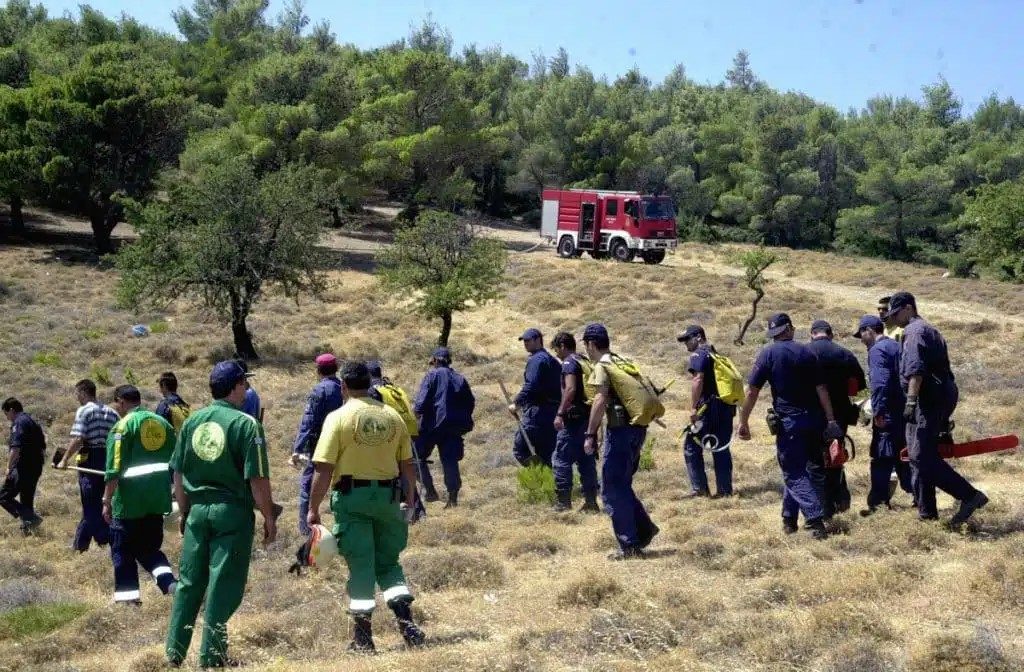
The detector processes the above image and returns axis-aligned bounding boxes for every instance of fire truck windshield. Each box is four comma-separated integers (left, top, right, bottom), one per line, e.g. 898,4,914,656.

641,199,674,220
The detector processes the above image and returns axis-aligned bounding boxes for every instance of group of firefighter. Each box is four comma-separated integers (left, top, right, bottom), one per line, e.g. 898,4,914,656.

0,289,992,665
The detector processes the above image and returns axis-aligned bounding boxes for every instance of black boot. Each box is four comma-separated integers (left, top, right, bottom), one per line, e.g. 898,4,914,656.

349,614,376,654
553,490,571,512
580,492,600,513
388,597,426,647
806,518,828,541
424,485,440,503
444,490,458,509
782,517,799,534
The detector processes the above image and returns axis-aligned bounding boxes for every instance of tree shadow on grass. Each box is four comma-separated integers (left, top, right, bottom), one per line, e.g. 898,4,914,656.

2,211,129,267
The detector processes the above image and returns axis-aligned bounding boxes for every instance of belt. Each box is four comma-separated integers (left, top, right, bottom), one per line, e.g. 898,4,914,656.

332,476,398,492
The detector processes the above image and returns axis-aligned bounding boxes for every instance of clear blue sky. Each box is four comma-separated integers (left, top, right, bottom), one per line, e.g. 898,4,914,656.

42,0,1024,114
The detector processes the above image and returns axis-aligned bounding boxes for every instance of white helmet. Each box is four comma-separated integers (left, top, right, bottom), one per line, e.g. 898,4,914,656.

309,524,338,568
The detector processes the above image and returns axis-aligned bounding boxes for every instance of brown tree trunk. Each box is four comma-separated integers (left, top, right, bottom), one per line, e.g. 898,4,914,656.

10,196,25,234
232,318,259,361
438,312,453,347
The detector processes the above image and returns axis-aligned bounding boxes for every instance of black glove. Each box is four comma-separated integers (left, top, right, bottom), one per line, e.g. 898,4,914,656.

51,448,65,468
824,421,844,443
903,396,919,423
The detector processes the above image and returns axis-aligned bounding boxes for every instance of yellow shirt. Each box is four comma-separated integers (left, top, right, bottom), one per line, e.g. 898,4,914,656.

312,397,413,482
884,324,904,344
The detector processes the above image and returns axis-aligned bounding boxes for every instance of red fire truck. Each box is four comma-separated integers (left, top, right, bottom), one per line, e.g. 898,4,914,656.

540,189,678,264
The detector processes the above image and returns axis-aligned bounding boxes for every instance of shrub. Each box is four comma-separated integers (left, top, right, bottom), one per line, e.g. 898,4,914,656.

82,329,103,341
404,549,506,591
148,319,169,334
505,532,564,558
90,363,113,386
907,626,1017,672
31,351,64,368
516,463,556,505
638,437,656,471
0,602,89,640
557,573,622,608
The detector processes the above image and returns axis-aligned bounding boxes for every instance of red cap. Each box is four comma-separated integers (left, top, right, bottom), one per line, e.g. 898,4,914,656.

315,353,337,367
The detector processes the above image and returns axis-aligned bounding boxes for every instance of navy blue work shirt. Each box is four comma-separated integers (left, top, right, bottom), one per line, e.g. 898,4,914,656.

899,316,956,398
413,365,475,435
291,377,343,456
747,340,825,418
687,345,720,407
155,393,189,425
9,412,46,465
868,336,904,421
807,338,866,425
514,349,561,410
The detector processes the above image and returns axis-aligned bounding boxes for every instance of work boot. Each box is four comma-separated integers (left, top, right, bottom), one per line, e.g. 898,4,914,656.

424,485,440,503
553,490,571,512
348,615,376,654
806,518,828,541
859,506,878,518
444,491,458,509
580,492,600,513
782,517,799,535
684,488,711,499
607,546,645,561
950,491,989,526
637,521,660,549
388,597,426,648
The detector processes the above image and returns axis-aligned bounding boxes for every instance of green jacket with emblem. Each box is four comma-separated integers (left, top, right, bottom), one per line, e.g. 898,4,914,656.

105,409,175,519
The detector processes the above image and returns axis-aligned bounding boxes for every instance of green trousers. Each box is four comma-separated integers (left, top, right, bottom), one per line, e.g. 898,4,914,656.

165,502,254,667
331,484,411,613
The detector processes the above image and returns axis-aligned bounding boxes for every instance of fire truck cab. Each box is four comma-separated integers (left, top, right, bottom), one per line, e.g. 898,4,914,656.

540,189,677,264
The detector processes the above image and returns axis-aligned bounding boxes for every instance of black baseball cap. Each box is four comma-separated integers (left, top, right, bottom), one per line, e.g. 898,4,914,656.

883,292,916,319
676,325,705,342
766,313,793,337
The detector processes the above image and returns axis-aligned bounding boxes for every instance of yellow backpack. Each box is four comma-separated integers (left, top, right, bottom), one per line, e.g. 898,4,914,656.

573,354,596,405
167,402,191,434
709,351,744,406
375,382,419,438
599,354,665,427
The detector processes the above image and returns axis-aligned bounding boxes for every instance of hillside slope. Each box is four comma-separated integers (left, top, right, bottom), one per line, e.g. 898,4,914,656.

1,218,1023,672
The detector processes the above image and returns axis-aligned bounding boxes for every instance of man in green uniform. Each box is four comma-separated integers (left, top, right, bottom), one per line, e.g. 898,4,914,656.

102,385,178,605
307,360,425,653
165,361,277,668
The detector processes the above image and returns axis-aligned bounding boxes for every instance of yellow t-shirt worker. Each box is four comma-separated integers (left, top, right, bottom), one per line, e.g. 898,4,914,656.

307,360,424,653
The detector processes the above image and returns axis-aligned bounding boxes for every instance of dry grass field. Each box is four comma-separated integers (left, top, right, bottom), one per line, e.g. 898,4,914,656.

1,212,1023,672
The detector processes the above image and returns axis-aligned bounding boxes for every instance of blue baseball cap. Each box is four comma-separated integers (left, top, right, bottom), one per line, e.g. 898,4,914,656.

209,360,254,389
432,347,451,362
518,327,543,341
766,313,793,337
582,323,609,342
366,360,383,378
810,319,833,335
851,315,884,338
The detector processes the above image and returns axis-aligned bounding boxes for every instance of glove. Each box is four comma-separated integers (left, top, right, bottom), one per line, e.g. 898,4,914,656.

824,421,844,442
903,396,918,422
51,448,65,469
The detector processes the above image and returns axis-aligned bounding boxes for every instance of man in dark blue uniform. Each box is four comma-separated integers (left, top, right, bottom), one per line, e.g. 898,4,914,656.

155,372,191,433
807,319,866,517
582,324,658,559
885,292,987,525
677,325,735,498
1,398,45,534
412,348,476,508
851,315,913,515
510,328,561,467
551,332,599,513
737,313,843,539
290,353,342,535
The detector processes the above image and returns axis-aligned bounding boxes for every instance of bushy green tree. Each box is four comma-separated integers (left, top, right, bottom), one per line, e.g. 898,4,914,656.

377,211,506,346
117,158,330,359
960,179,1024,281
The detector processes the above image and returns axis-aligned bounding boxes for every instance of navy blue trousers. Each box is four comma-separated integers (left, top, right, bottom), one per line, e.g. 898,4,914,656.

683,401,735,496
553,420,598,495
602,425,655,550
110,515,176,602
0,459,42,523
777,414,825,523
297,459,314,536
415,432,465,495
907,394,977,517
513,406,557,467
74,473,110,551
867,422,913,507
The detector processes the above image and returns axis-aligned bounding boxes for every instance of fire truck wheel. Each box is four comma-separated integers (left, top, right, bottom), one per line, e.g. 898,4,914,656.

642,250,666,264
557,236,576,258
610,239,635,263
